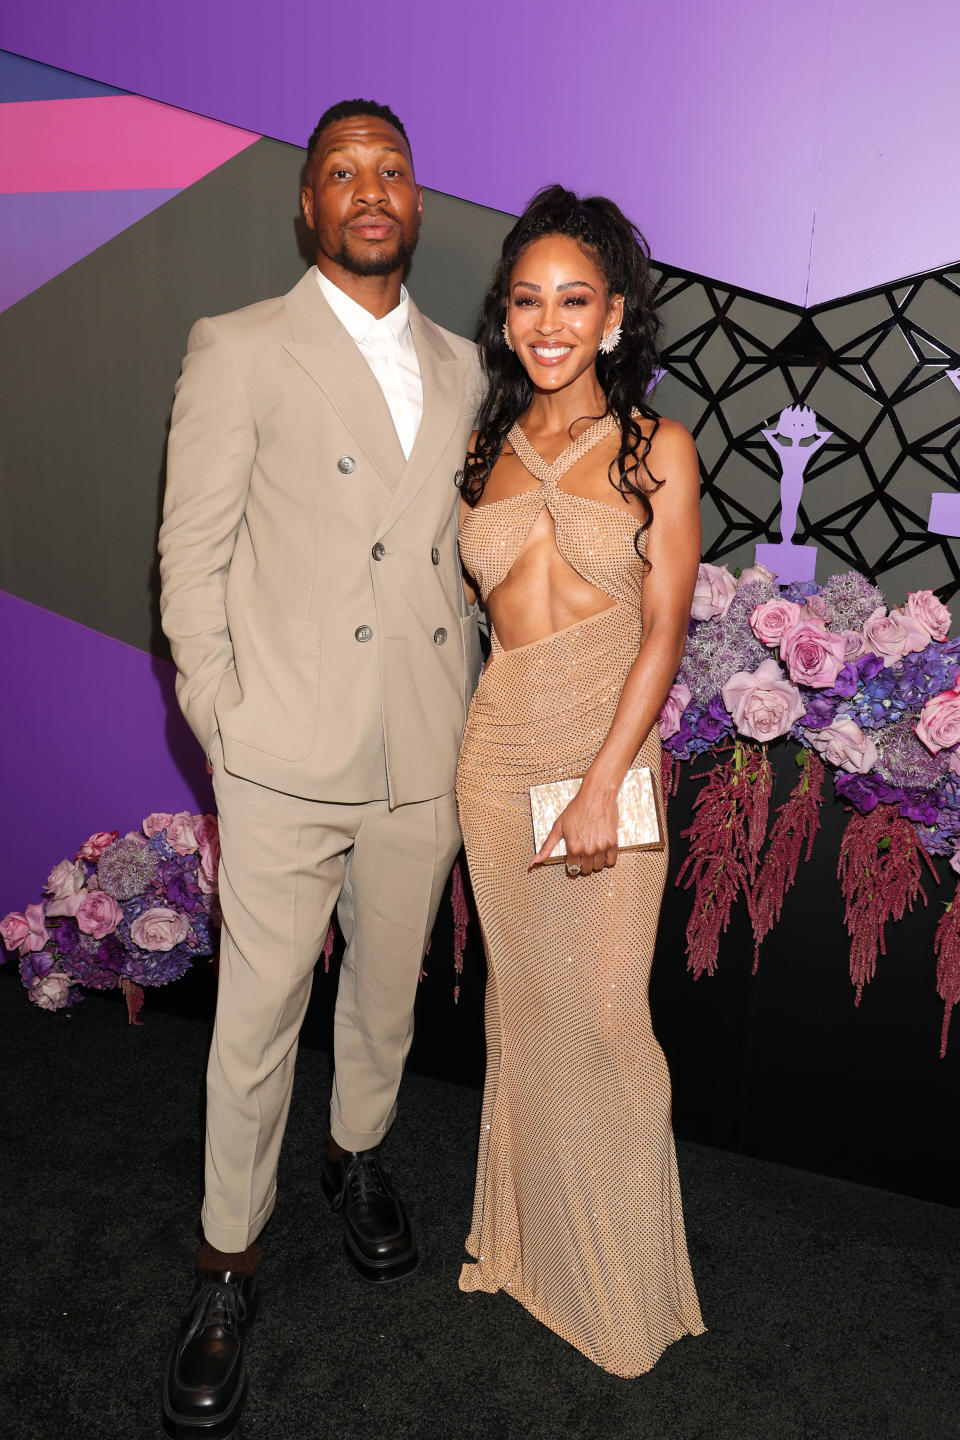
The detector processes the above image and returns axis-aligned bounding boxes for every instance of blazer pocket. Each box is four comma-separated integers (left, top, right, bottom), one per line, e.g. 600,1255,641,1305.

217,603,321,762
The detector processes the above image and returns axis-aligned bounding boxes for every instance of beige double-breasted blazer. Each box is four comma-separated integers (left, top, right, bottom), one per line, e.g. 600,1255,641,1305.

159,268,484,806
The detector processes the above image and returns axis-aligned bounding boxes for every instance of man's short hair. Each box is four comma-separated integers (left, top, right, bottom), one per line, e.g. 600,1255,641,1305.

306,100,410,162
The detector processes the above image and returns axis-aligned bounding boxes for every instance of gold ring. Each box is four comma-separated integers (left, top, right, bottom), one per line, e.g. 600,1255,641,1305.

566,861,582,876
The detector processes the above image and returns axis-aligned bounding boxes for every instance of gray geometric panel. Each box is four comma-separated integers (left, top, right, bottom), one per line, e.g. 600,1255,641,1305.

0,137,512,657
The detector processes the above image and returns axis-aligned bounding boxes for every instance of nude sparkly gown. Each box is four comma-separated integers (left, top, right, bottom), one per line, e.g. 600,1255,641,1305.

456,416,705,1377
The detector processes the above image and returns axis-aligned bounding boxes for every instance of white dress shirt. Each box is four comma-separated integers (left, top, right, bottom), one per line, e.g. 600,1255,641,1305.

315,267,423,460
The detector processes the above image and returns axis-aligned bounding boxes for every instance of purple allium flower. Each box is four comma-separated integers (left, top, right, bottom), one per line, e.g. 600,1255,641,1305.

97,837,159,900
817,571,886,632
874,717,950,790
679,611,769,704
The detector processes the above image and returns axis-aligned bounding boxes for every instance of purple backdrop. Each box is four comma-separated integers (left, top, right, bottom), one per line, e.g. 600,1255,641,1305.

2,0,957,305
0,591,211,923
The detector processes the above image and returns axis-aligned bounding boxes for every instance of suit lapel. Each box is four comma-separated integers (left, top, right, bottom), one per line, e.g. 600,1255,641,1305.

374,299,467,539
282,270,405,490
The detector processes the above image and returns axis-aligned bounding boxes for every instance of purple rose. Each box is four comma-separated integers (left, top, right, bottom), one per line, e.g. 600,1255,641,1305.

697,695,734,745
834,774,880,813
799,694,838,730
826,663,860,700
898,792,940,826
856,653,886,683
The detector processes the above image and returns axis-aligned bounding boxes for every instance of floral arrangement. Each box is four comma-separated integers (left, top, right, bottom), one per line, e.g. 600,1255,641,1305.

0,811,220,1023
658,562,960,1057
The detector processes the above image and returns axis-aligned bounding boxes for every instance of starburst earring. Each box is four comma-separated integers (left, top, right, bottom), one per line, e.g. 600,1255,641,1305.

502,320,514,352
598,324,622,356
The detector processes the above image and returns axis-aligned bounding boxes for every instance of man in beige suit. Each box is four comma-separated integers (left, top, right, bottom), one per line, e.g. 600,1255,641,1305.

159,99,481,1440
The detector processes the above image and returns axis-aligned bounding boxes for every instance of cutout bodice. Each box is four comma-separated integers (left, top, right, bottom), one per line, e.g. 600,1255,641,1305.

459,414,646,619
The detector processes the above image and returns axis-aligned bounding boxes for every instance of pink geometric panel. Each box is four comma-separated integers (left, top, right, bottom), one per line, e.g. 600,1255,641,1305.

0,95,258,193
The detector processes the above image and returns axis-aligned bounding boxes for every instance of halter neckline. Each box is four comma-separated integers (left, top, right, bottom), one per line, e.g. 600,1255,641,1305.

507,412,620,487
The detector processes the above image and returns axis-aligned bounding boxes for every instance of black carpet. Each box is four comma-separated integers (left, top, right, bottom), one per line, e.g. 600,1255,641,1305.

1,978,957,1440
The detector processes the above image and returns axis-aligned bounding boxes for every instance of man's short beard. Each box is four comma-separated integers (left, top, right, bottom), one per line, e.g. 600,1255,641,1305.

332,233,418,278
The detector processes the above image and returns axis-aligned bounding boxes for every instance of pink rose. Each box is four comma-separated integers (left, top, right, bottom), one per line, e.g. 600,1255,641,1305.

22,903,50,953
691,563,737,621
76,889,123,940
779,620,847,689
840,630,866,661
721,658,805,742
802,594,831,623
75,830,117,862
737,562,777,586
862,606,931,667
194,814,221,895
0,912,30,954
915,681,960,754
950,844,960,876
165,811,198,856
142,812,174,839
29,971,73,1011
44,858,88,918
901,590,951,643
750,598,802,647
657,682,693,741
801,717,878,774
45,858,86,900
130,907,190,952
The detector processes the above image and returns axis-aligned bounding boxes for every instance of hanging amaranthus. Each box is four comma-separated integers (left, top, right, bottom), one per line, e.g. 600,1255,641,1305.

837,803,937,1002
661,749,681,802
120,976,144,1026
451,857,470,1004
749,751,825,971
933,881,960,1057
676,740,773,978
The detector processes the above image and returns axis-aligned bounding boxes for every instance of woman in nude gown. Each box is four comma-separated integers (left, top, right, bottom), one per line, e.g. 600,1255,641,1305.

455,186,705,1376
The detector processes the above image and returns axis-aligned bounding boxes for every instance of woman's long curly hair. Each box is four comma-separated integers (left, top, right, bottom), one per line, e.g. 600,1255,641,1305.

461,184,663,552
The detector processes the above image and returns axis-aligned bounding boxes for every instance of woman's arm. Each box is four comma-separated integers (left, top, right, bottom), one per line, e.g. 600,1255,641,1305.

531,420,701,873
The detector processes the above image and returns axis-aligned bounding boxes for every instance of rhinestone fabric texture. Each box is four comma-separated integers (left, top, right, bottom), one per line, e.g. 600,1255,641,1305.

456,419,705,1375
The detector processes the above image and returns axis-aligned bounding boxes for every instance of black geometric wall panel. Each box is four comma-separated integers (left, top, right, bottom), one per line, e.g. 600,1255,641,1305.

652,263,960,603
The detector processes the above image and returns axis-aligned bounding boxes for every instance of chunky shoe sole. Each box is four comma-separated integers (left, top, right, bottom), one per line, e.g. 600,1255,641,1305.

321,1168,420,1284
161,1368,247,1440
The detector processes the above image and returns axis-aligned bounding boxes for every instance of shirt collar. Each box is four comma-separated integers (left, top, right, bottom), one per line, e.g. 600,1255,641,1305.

315,266,410,344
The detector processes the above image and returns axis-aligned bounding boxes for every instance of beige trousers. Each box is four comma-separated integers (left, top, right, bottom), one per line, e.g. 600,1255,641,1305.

201,744,461,1251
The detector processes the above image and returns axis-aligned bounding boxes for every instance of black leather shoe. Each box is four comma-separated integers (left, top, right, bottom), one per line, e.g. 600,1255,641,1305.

162,1268,259,1439
321,1147,418,1283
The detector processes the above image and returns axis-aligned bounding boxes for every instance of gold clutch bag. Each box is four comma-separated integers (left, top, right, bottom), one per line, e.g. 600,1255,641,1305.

529,766,664,862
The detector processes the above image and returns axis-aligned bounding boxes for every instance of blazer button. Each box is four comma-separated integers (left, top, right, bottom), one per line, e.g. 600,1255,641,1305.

372,542,385,561
431,547,441,565
355,624,373,643
433,627,448,645
338,455,356,474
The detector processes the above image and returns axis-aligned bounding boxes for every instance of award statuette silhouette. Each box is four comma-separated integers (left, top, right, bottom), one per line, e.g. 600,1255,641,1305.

928,367,960,537
754,404,830,582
